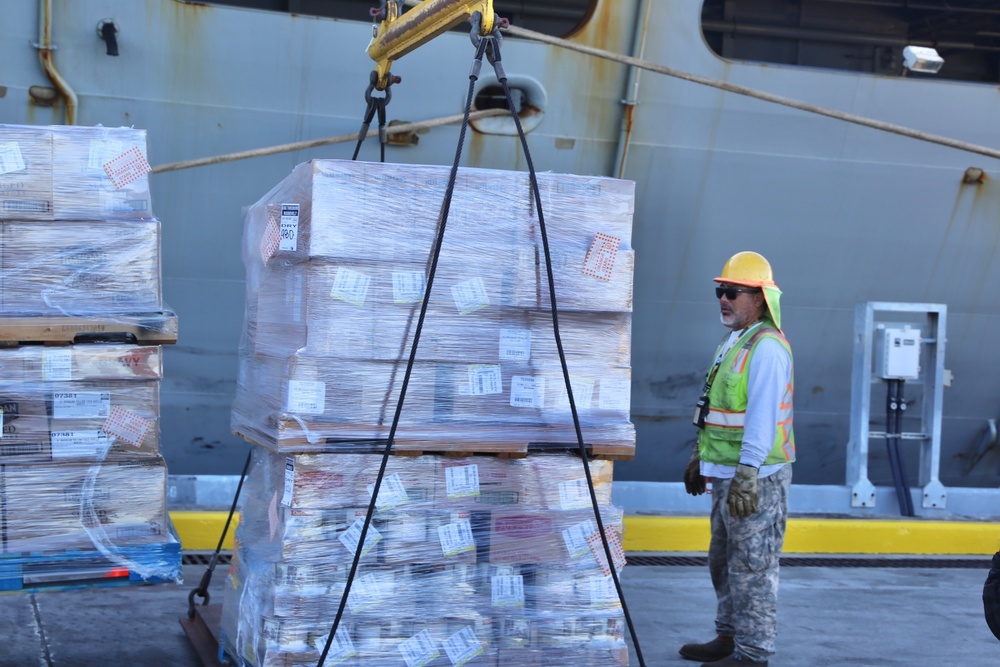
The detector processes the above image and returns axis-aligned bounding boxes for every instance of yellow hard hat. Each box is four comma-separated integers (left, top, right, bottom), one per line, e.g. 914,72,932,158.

714,251,783,330
714,251,776,289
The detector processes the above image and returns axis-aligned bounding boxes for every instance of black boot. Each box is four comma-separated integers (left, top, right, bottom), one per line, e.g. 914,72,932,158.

679,635,735,662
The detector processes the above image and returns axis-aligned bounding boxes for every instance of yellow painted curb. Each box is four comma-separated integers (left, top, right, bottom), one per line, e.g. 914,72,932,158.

170,511,1000,555
622,515,1000,555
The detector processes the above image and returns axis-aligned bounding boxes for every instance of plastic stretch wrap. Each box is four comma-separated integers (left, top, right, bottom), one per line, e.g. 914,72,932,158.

0,344,163,464
221,448,628,667
0,124,153,220
0,219,162,315
234,160,636,455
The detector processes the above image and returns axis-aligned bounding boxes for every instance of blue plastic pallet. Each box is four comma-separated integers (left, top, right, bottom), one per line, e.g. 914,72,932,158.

0,530,182,594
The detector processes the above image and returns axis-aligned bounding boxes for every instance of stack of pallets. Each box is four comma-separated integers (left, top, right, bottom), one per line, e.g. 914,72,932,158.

225,159,635,666
0,124,181,593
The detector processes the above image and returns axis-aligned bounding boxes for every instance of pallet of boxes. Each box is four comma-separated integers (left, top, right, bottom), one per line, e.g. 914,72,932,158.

226,159,636,667
0,124,181,592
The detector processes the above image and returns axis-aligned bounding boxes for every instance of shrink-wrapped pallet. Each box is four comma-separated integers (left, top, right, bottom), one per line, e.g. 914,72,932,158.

0,219,162,315
0,344,163,464
0,124,152,220
220,448,627,667
234,159,636,456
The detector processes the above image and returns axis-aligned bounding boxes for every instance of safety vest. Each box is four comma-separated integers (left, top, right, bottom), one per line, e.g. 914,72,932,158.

697,321,796,466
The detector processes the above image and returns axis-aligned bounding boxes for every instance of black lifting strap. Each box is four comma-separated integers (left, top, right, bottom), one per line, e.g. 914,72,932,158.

316,32,493,667
352,70,396,163
476,20,648,667
187,448,252,619
985,550,1000,641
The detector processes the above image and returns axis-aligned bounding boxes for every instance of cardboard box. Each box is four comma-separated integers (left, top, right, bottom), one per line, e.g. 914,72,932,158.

0,220,161,314
0,457,169,552
0,126,53,218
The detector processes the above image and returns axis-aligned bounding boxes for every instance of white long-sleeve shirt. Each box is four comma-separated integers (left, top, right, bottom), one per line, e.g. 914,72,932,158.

701,332,791,480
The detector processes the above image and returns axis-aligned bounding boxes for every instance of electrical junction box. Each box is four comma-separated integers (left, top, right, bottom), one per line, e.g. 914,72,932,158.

881,327,921,379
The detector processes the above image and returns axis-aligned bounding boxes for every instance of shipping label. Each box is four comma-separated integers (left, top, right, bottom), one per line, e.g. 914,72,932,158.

554,378,595,411
279,203,299,251
491,574,525,608
51,430,111,459
398,629,440,667
467,365,502,396
42,348,74,382
445,464,480,498
442,626,484,667
331,266,371,306
367,472,410,511
281,457,295,506
598,379,631,411
52,391,111,419
313,628,357,665
0,142,26,175
392,271,426,304
509,376,544,409
558,478,591,510
451,276,490,315
438,518,476,556
563,518,598,558
499,328,531,361
338,516,382,558
287,380,326,414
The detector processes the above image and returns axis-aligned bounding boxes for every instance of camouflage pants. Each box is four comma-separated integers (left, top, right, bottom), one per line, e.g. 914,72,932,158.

709,464,792,662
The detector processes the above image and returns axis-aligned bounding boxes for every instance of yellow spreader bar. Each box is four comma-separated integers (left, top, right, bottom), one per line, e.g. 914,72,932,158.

170,511,1000,555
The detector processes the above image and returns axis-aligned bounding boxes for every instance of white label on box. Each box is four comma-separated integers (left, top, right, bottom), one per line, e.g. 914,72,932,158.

445,464,480,498
279,203,299,251
367,472,410,511
451,277,490,315
499,328,531,361
287,380,326,414
51,430,111,459
491,574,525,608
598,379,631,411
331,267,371,306
438,518,476,556
0,142,26,174
555,379,595,411
442,626,484,667
42,349,74,382
467,365,502,396
88,139,127,170
588,575,619,606
339,516,382,558
52,392,111,419
393,271,426,304
563,519,598,558
281,457,295,506
398,629,440,667
346,572,385,613
558,478,591,510
313,628,357,665
510,376,544,408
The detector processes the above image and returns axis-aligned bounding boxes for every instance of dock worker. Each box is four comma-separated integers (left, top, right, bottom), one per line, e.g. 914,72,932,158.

680,251,795,666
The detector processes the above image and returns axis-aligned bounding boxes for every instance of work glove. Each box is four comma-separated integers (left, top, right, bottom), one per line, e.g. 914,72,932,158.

728,463,759,519
683,448,706,496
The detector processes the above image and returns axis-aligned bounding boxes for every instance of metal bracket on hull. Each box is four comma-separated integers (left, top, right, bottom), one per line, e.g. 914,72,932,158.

848,303,948,512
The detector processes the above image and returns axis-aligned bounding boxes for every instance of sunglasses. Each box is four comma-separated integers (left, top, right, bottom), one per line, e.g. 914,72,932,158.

715,286,761,300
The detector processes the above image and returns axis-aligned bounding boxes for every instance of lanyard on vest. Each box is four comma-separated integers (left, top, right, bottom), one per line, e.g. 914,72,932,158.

702,321,763,395
694,321,762,429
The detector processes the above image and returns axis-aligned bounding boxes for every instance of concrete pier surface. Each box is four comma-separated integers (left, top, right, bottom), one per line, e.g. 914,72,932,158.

0,556,996,666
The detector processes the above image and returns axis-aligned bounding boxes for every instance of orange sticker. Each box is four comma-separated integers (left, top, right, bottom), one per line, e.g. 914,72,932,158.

587,527,627,576
103,146,151,189
582,232,620,281
102,405,152,447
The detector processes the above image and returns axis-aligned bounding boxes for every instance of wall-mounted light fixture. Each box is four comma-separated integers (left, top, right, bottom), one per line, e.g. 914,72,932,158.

902,46,944,76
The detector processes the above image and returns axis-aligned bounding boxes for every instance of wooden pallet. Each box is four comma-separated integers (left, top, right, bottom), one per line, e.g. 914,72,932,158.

0,532,182,594
234,423,635,461
0,310,178,345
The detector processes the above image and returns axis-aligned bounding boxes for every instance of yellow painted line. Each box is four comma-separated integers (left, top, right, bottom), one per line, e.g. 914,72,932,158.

170,511,1000,555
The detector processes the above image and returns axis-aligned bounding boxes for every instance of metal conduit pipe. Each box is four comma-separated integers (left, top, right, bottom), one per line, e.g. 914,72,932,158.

613,0,650,180
37,0,78,125
702,19,1000,52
